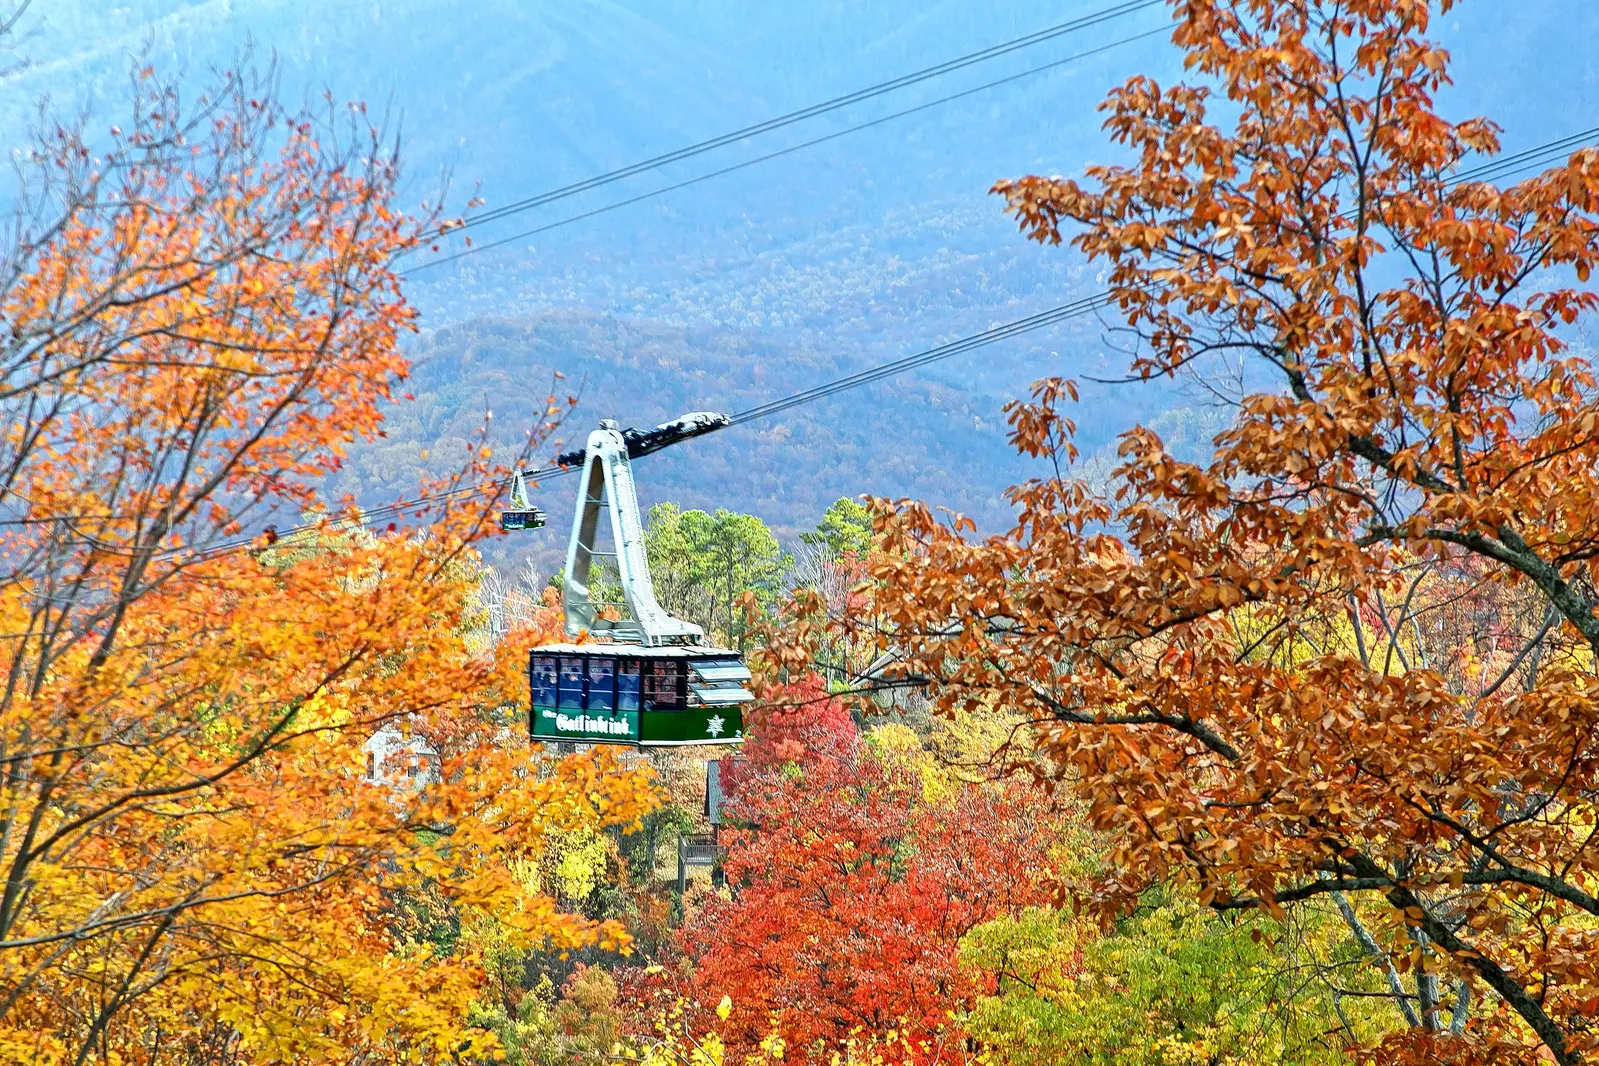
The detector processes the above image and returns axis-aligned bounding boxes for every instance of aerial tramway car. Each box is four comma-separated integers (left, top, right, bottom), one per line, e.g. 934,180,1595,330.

506,415,752,748
498,470,547,532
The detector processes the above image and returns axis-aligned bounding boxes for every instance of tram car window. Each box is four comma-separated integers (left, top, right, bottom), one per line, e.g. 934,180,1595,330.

644,659,685,710
558,658,585,710
587,657,616,712
617,660,641,711
532,656,558,707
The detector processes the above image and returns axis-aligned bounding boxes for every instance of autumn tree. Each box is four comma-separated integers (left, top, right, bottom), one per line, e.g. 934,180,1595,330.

682,679,1060,1064
795,1,1599,1063
791,498,880,682
963,892,1380,1066
801,497,875,560
0,58,656,1064
644,504,791,647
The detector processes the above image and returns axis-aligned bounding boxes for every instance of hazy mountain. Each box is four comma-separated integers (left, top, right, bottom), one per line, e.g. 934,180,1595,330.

8,0,1598,565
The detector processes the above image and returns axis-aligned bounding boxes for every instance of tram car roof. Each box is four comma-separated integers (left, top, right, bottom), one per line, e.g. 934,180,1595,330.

531,643,744,659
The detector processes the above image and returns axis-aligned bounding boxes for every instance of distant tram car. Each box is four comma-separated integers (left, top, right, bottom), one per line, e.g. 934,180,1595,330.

498,471,547,531
516,415,752,748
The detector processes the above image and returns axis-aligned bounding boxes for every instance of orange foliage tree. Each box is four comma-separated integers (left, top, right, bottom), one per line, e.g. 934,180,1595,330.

792,1,1599,1063
0,60,655,1064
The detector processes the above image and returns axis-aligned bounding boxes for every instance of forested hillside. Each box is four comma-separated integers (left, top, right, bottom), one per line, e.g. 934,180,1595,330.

13,0,1598,561
334,311,1229,569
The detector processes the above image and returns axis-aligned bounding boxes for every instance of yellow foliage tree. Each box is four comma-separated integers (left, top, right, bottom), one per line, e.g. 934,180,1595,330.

0,59,657,1063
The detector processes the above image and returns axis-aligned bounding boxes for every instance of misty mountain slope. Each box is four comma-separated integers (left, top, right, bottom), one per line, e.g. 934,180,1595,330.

10,0,1599,557
15,2,1596,301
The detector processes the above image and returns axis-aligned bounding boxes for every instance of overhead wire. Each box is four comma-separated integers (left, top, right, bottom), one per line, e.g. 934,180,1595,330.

402,23,1170,275
1454,127,1599,183
417,0,1164,241
178,299,1117,559
175,125,1599,562
182,461,577,561
709,129,1599,429
729,293,1115,425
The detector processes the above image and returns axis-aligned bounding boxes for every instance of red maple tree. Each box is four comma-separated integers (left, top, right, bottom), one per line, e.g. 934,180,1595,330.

683,683,1059,1064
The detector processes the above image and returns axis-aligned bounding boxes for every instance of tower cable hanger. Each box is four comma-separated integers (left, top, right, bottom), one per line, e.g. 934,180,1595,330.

403,23,1170,276
416,0,1165,242
178,127,1598,561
